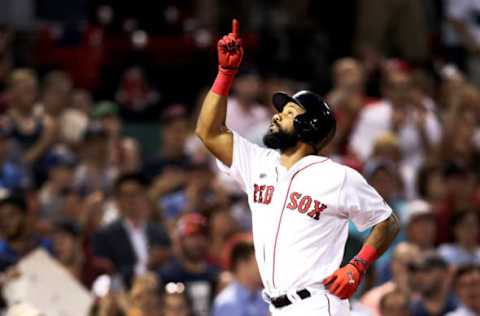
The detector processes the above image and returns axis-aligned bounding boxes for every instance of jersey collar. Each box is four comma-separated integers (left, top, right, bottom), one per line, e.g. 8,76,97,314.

276,155,329,178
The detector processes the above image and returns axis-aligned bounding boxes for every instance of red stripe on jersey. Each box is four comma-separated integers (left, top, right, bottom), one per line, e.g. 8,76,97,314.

271,158,329,288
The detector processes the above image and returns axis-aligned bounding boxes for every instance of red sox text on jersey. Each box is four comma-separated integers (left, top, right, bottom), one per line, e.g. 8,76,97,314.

253,184,327,220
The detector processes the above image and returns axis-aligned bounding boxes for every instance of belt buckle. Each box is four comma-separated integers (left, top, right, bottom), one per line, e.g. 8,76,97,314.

286,291,301,304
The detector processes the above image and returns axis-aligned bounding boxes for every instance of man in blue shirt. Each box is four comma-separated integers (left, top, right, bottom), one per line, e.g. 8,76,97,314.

212,241,268,316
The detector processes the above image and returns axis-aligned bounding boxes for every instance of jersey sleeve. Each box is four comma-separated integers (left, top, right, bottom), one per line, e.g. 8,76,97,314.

338,168,393,232
216,132,269,192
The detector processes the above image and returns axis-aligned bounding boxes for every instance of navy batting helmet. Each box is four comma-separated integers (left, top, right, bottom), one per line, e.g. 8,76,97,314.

272,90,336,149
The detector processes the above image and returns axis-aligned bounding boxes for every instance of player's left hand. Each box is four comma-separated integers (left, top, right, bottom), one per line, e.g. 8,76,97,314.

322,264,362,299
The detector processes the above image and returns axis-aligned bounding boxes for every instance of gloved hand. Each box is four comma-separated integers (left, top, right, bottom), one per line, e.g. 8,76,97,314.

322,262,363,299
217,19,243,71
212,19,243,96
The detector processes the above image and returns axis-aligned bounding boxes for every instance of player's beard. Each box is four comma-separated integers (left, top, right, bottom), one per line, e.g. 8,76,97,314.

263,128,299,151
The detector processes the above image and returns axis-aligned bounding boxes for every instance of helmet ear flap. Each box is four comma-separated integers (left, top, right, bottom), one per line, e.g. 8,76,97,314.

294,112,320,143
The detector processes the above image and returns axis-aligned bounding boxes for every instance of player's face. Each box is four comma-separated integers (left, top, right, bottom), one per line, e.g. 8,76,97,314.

263,102,304,151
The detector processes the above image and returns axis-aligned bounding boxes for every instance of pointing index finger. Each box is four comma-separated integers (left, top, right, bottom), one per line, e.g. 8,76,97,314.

232,19,239,37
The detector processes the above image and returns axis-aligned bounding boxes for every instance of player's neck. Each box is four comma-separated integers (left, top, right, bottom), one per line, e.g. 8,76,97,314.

279,143,316,170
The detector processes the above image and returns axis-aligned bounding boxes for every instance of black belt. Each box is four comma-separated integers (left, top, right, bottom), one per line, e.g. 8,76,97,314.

269,289,311,308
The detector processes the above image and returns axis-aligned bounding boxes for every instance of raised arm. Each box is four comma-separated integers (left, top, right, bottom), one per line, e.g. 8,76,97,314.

195,19,243,167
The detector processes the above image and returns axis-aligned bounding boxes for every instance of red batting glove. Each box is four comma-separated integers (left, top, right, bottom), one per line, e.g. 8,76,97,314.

322,262,363,299
323,245,377,299
218,19,243,70
212,19,244,96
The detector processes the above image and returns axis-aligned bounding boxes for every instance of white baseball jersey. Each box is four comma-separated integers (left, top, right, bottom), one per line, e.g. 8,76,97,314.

217,132,392,297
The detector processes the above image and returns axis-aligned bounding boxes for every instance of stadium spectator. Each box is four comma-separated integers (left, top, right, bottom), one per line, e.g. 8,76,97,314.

73,125,118,196
446,264,480,316
38,156,76,221
361,242,420,315
51,219,108,287
403,200,437,251
0,192,51,272
115,66,161,121
4,69,57,165
212,241,268,316
143,103,191,181
158,212,219,316
207,208,239,269
438,211,480,266
91,101,141,174
127,272,163,316
327,57,368,156
93,173,171,288
409,252,457,316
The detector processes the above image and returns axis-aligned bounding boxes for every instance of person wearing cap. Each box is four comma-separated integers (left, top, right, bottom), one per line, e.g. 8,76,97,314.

212,241,268,316
91,101,141,174
410,252,457,316
158,212,219,316
404,199,437,252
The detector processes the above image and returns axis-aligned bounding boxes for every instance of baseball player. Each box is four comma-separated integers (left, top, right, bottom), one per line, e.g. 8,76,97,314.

195,19,400,315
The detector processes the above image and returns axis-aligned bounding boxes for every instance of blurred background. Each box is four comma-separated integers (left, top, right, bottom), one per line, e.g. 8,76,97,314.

0,0,480,315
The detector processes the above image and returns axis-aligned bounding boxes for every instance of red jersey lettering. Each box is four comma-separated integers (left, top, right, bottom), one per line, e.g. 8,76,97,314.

307,200,327,220
287,192,301,210
264,186,274,204
298,196,312,214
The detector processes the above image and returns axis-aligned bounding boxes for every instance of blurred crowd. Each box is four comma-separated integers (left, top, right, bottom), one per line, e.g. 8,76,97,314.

0,0,480,316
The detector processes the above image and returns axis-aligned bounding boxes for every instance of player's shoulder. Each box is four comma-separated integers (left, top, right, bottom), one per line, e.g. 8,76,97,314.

314,157,354,171
320,158,368,185
305,157,349,182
